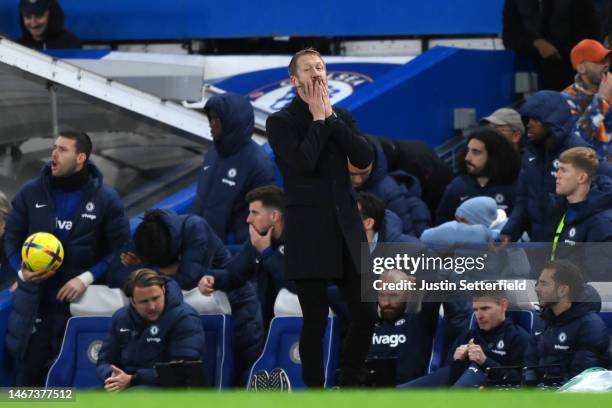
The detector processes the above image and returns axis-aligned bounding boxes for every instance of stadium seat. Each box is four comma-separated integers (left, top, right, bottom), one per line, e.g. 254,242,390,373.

46,316,111,388
46,313,234,389
426,305,447,373
247,288,340,389
590,282,612,312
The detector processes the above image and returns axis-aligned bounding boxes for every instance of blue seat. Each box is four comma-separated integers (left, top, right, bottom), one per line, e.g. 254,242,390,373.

46,316,111,388
46,314,233,389
247,316,340,389
427,313,447,373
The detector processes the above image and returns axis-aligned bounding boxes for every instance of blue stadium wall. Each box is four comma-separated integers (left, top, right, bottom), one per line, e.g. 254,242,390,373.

0,0,504,41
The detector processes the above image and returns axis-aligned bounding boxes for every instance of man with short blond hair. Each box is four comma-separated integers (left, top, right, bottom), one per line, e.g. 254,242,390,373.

549,147,612,280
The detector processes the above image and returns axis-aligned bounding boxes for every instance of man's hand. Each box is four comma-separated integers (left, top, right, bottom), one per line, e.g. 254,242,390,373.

321,79,333,118
104,365,133,392
598,72,612,100
249,224,272,254
159,262,180,277
57,277,86,302
533,39,560,60
303,79,327,121
21,263,52,283
467,343,487,366
198,275,215,295
453,344,469,361
120,252,142,267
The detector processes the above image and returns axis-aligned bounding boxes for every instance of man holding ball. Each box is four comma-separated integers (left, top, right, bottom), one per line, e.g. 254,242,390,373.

4,131,129,386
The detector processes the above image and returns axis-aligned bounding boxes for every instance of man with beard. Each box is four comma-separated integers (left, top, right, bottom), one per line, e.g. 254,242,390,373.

200,185,288,328
525,260,609,384
97,269,206,390
266,48,376,388
4,131,129,385
18,0,80,50
562,39,612,160
436,127,520,225
365,270,427,386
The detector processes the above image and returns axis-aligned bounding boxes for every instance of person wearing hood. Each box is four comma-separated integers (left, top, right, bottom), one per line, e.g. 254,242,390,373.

3,131,130,386
436,127,520,225
18,0,80,50
423,196,498,246
550,147,612,281
192,92,276,244
501,91,595,243
121,208,265,384
525,260,609,384
97,269,206,390
349,138,431,237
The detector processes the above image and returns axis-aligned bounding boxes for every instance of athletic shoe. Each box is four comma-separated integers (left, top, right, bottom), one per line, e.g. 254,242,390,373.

248,370,270,391
269,367,291,392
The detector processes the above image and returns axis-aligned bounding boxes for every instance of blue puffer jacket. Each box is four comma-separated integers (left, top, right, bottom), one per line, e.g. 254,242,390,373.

368,310,429,384
96,278,205,386
192,93,276,244
550,176,612,281
445,318,530,369
359,140,431,237
107,209,264,379
210,236,285,328
4,162,130,359
380,210,421,243
436,175,516,225
525,302,610,382
502,91,590,242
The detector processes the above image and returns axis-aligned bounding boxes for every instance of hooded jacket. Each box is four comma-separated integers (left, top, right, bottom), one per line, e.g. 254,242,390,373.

96,278,205,386
358,140,431,237
18,0,80,49
525,302,610,381
192,93,276,244
502,91,591,241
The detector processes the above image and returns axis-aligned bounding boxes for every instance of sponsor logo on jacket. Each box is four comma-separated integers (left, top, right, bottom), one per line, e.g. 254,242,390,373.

371,333,407,348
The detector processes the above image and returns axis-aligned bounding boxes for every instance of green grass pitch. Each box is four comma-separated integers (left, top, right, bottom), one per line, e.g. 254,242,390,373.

5,390,612,408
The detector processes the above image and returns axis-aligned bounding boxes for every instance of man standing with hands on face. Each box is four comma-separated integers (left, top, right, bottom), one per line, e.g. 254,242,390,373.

266,48,375,388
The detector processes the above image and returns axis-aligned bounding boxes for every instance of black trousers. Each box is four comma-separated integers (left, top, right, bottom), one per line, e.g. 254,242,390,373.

16,302,70,387
294,243,376,388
